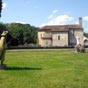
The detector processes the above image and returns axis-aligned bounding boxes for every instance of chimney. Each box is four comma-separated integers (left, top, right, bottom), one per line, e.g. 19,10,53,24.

79,17,82,27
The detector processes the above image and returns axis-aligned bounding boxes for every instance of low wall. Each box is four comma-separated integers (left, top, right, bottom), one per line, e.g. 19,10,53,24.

8,46,74,50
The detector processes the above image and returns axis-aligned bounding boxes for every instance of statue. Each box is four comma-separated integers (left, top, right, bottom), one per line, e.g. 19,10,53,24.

0,31,8,69
75,36,85,53
76,36,80,45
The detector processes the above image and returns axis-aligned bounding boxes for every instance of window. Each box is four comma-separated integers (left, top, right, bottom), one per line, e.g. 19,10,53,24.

58,35,60,40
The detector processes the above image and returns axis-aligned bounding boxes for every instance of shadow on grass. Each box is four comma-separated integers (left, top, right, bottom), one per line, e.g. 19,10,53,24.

6,67,42,70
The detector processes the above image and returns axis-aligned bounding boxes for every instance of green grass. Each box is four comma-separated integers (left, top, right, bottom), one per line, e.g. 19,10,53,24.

0,49,88,88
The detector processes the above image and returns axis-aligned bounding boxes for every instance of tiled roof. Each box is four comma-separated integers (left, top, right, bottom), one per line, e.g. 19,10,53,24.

39,25,83,32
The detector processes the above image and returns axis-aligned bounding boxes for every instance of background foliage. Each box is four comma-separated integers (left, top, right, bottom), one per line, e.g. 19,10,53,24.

0,23,38,46
0,0,2,17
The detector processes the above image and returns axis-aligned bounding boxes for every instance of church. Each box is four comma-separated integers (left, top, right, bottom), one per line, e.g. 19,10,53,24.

38,18,84,47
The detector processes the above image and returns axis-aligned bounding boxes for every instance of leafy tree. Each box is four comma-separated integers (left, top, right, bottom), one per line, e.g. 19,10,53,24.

29,26,37,44
16,29,24,45
6,33,13,46
84,32,88,38
0,23,13,46
0,0,2,17
10,38,19,46
6,23,22,38
5,23,38,46
0,23,8,35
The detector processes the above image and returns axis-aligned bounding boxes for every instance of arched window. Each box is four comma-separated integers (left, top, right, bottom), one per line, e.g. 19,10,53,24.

58,35,60,40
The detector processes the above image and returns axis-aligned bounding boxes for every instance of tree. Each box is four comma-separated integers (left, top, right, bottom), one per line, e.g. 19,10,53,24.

16,29,24,45
84,32,88,38
5,23,38,45
0,0,2,17
6,33,13,46
10,38,19,46
0,23,8,35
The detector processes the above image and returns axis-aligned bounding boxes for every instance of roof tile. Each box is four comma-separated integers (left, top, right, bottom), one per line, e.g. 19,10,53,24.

39,25,83,31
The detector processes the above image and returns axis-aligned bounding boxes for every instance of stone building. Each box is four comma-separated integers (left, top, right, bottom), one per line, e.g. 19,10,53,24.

38,18,84,47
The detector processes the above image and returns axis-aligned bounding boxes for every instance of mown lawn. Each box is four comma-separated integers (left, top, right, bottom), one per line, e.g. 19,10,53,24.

0,49,88,88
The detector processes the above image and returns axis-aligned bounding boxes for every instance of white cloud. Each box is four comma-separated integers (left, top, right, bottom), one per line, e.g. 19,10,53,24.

7,21,27,24
48,9,58,19
15,21,27,24
74,21,79,24
83,16,88,21
41,15,74,27
84,27,88,32
48,14,54,19
52,9,58,14
2,2,7,9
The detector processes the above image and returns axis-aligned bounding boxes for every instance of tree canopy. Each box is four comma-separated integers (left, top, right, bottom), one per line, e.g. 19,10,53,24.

5,23,38,46
0,0,2,17
84,32,88,38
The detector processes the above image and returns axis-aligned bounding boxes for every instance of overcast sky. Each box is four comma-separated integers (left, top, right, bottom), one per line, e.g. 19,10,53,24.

1,0,88,32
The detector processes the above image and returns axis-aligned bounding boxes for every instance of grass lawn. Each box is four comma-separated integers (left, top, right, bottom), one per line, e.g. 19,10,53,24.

0,49,88,88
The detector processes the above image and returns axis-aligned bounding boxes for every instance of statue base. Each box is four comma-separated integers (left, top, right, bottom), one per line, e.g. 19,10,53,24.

0,64,7,70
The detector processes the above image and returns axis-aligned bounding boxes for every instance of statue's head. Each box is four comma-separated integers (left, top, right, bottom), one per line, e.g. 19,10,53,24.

1,31,8,37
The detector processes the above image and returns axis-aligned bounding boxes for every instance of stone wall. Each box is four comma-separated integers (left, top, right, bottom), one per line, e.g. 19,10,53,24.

52,31,68,46
38,29,83,47
38,31,45,46
38,31,52,47
74,29,84,45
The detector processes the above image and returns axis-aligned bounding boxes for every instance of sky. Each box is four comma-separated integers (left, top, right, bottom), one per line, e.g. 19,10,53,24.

1,0,88,32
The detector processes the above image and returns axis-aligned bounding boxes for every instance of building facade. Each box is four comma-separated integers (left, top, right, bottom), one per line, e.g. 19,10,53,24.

38,18,84,47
